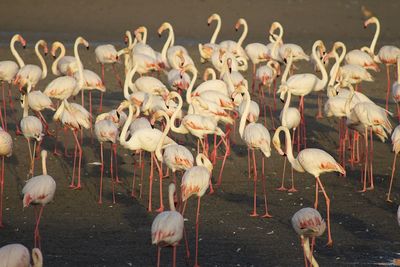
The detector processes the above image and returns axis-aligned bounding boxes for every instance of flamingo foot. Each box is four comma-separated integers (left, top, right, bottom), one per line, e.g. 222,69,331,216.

72,185,82,190
53,149,62,157
261,212,273,218
115,177,123,184
15,129,22,135
325,240,333,247
386,197,393,203
357,188,367,193
98,200,103,205
46,130,55,137
276,186,288,191
249,212,259,217
367,186,374,191
315,114,323,119
288,187,298,193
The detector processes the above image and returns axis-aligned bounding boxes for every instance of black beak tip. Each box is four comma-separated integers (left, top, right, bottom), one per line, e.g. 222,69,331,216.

23,45,26,49
280,98,285,103
158,33,161,38
363,25,367,29
52,55,56,59
207,23,210,26
86,46,90,50
44,52,48,56
283,59,287,64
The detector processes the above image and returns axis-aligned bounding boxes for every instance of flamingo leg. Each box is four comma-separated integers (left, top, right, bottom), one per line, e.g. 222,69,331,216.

110,143,116,204
261,157,272,218
139,151,145,200
250,149,259,217
64,127,72,157
368,127,374,190
288,130,298,192
89,91,93,144
148,152,154,212
156,246,161,267
301,236,310,267
315,92,323,119
0,156,4,227
315,176,332,246
216,136,229,187
131,153,137,198
34,205,44,249
71,130,83,189
247,148,251,180
194,196,202,267
30,141,37,177
154,157,164,213
1,82,7,131
112,63,123,89
314,181,319,209
98,142,104,204
276,156,288,191
172,246,177,267
359,128,368,192
251,64,256,93
273,79,277,111
69,138,78,188
386,64,391,111
386,153,397,202
113,144,121,183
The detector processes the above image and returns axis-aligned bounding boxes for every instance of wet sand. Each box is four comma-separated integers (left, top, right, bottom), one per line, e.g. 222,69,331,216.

1,0,400,266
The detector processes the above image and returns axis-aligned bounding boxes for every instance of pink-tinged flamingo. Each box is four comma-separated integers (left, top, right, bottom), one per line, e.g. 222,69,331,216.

0,127,12,227
50,41,79,76
236,86,272,218
152,183,184,267
198,13,221,63
95,44,122,88
22,150,56,249
277,90,300,192
219,18,249,62
53,99,91,190
14,40,48,90
387,125,400,202
20,88,43,178
118,101,175,212
255,60,280,109
278,40,328,149
94,114,119,204
273,125,345,246
0,34,26,131
181,153,213,267
0,243,42,267
292,207,326,267
167,69,190,92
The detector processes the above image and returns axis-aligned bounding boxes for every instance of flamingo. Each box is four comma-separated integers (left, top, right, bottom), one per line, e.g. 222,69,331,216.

277,90,300,192
181,153,213,267
393,56,400,121
198,13,221,63
14,40,48,89
387,125,400,202
273,125,346,246
202,67,217,81
20,87,43,177
0,244,42,267
50,41,79,76
0,127,12,227
236,85,272,218
0,34,26,131
54,98,90,189
158,22,194,70
255,60,280,108
132,26,158,60
95,44,123,88
167,69,190,92
151,183,184,267
219,18,248,62
118,101,175,212
278,40,328,148
22,150,56,249
292,207,326,267
94,114,119,204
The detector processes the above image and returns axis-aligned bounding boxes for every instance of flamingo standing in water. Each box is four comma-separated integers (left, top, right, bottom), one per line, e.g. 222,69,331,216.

181,153,213,267
151,183,184,267
0,244,43,267
0,34,26,131
0,126,12,227
387,125,400,202
14,40,48,90
236,85,272,218
292,207,326,267
95,44,123,88
22,150,56,249
273,126,345,246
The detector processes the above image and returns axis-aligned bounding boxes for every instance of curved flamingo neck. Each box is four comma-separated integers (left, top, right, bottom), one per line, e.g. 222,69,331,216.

169,92,188,134
10,35,25,68
32,248,43,267
74,38,85,90
281,91,292,127
124,64,137,99
281,52,293,83
120,103,135,146
196,153,212,172
312,41,328,89
185,66,198,104
397,57,400,84
155,111,171,161
52,42,65,76
142,27,148,44
126,31,133,47
369,19,380,55
210,15,221,44
239,89,251,138
345,85,355,117
161,24,174,63
279,126,302,171
35,41,47,79
237,19,248,47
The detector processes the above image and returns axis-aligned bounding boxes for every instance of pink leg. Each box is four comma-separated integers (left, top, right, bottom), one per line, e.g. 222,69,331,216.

387,153,397,202
315,176,332,246
172,246,177,267
194,196,202,267
89,91,93,144
157,246,161,267
139,151,145,199
148,152,154,212
113,144,122,183
358,129,369,192
368,127,374,190
69,138,78,188
276,156,288,191
386,64,391,111
154,157,164,212
315,92,323,119
288,130,298,192
2,82,7,131
251,64,256,93
261,157,272,218
0,156,4,227
250,149,259,217
98,143,104,204
216,136,229,187
110,143,116,204
273,79,277,111
71,130,83,189
34,205,44,249
112,63,123,89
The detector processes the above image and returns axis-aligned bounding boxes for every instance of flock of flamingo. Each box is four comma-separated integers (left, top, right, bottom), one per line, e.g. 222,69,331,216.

0,11,399,267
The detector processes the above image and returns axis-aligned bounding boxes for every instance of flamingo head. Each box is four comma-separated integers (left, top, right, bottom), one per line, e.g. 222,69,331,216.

364,16,378,28
158,22,169,37
207,13,219,25
269,21,281,35
17,34,27,48
272,130,285,156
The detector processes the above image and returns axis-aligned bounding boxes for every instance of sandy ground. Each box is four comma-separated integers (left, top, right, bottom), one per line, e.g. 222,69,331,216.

0,0,400,266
